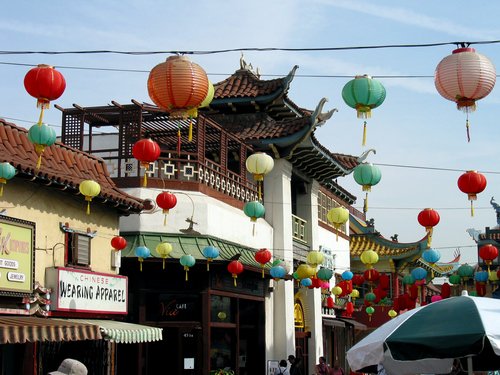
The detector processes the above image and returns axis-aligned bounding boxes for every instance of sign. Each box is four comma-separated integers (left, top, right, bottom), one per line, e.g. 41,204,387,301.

0,216,35,295
46,267,128,314
267,360,280,375
146,293,200,321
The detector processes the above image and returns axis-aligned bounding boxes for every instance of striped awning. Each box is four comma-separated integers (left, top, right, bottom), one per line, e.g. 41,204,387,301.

60,319,163,344
0,316,102,344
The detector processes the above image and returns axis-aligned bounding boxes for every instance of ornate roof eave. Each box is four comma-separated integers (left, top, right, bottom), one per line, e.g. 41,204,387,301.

210,65,299,108
416,258,459,276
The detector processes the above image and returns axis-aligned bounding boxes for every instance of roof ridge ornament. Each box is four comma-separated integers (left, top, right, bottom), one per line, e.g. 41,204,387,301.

239,53,260,78
356,148,376,163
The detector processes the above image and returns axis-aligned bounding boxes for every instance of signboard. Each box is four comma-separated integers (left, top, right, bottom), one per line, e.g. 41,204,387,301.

0,216,35,295
145,293,201,321
46,267,128,314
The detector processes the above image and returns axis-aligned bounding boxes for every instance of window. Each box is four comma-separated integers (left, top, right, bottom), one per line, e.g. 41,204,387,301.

66,232,91,267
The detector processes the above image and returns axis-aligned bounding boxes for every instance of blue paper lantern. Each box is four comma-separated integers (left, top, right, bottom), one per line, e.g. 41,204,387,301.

474,270,489,283
202,245,219,271
422,248,441,265
411,267,428,281
134,245,150,272
342,270,354,281
300,278,312,287
270,265,286,280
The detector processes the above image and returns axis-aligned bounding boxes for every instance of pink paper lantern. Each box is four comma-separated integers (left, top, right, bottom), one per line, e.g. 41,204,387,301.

431,295,442,303
435,47,496,141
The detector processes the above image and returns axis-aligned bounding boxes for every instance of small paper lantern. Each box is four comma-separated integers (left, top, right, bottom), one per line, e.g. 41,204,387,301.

435,47,496,141
79,180,101,215
28,123,57,169
457,263,474,281
479,244,498,272
448,274,461,285
341,270,354,281
306,250,324,267
352,274,364,286
422,248,441,278
327,206,349,240
111,236,127,251
300,278,313,288
270,265,286,281
132,138,161,187
331,285,343,296
363,268,380,283
360,250,379,270
156,191,177,225
388,309,398,319
296,264,316,280
245,152,274,201
342,74,386,145
417,208,440,247
180,254,196,281
156,242,173,270
254,248,272,278
365,306,375,321
411,267,428,281
345,301,354,317
202,245,220,271
243,201,265,235
326,296,334,309
0,162,16,197
316,268,333,282
227,260,244,286
364,292,376,303
350,289,360,301
474,270,489,284
457,170,487,216
353,163,381,213
134,245,151,272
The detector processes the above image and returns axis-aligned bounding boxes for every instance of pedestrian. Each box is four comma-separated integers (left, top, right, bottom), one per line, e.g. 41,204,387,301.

330,360,345,375
288,354,303,375
277,359,290,375
315,356,330,375
48,358,88,375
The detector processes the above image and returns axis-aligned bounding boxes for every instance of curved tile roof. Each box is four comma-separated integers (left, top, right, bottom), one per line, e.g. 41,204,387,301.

0,119,143,215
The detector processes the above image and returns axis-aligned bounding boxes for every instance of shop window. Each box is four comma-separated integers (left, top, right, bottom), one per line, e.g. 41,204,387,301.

210,295,234,323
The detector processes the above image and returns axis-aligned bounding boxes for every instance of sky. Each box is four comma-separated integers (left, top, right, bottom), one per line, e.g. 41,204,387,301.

2,1,500,265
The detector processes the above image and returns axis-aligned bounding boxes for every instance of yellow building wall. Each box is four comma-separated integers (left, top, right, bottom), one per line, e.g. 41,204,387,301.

0,178,120,289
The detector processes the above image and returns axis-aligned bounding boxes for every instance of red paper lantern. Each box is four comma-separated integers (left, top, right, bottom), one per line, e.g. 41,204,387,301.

24,64,66,109
132,138,161,187
156,191,177,225
363,268,380,283
227,260,244,287
111,236,127,251
457,170,487,216
345,301,354,317
440,282,451,299
254,248,272,278
417,208,440,247
326,296,334,309
352,274,365,286
435,47,496,141
479,244,498,271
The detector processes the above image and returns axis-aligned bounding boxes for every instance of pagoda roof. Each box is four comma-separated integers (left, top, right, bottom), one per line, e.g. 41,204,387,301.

0,119,143,215
350,215,429,260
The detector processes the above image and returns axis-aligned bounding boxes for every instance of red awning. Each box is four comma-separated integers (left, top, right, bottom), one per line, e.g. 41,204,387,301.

0,316,102,343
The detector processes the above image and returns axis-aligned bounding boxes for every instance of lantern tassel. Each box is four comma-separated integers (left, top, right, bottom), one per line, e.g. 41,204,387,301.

363,192,368,214
177,128,181,156
37,107,45,126
207,260,210,271
471,200,474,217
188,118,193,142
139,258,143,272
427,227,433,247
0,184,3,197
362,121,367,146
258,181,262,201
261,266,265,279
86,201,91,215
185,266,189,281
252,222,256,236
162,258,166,270
164,214,167,226
466,118,470,143
233,275,237,287
36,154,42,170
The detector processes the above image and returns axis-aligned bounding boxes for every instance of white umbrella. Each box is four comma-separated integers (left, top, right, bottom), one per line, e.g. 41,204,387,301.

347,294,500,375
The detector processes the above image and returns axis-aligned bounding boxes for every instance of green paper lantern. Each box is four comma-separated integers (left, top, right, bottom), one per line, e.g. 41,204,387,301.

342,75,386,118
28,123,57,169
243,201,265,222
365,292,376,302
457,264,474,280
180,254,196,281
448,274,461,285
353,163,382,213
0,162,16,197
317,267,333,281
403,274,415,285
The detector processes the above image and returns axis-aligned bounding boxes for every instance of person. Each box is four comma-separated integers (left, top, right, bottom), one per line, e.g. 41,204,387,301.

315,356,330,375
288,354,303,375
331,360,345,375
48,358,88,375
277,359,290,375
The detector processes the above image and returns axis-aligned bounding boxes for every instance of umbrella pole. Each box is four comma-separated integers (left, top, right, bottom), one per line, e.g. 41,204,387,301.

467,356,473,375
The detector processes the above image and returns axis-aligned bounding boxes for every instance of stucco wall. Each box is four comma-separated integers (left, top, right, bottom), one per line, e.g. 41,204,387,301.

0,178,121,288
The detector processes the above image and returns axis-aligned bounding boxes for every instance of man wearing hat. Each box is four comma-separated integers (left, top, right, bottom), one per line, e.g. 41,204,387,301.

48,358,88,375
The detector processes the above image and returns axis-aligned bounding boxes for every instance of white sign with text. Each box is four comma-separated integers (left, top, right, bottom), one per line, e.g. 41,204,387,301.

46,267,128,314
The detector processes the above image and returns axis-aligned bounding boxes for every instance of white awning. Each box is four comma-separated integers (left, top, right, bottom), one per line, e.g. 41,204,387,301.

56,319,163,344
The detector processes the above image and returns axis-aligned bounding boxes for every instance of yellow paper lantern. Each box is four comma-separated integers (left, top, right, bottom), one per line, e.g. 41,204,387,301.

388,309,398,319
360,250,379,269
331,285,343,296
350,289,360,301
296,264,316,279
245,152,274,200
79,180,101,215
156,242,173,270
306,251,324,267
327,206,349,240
